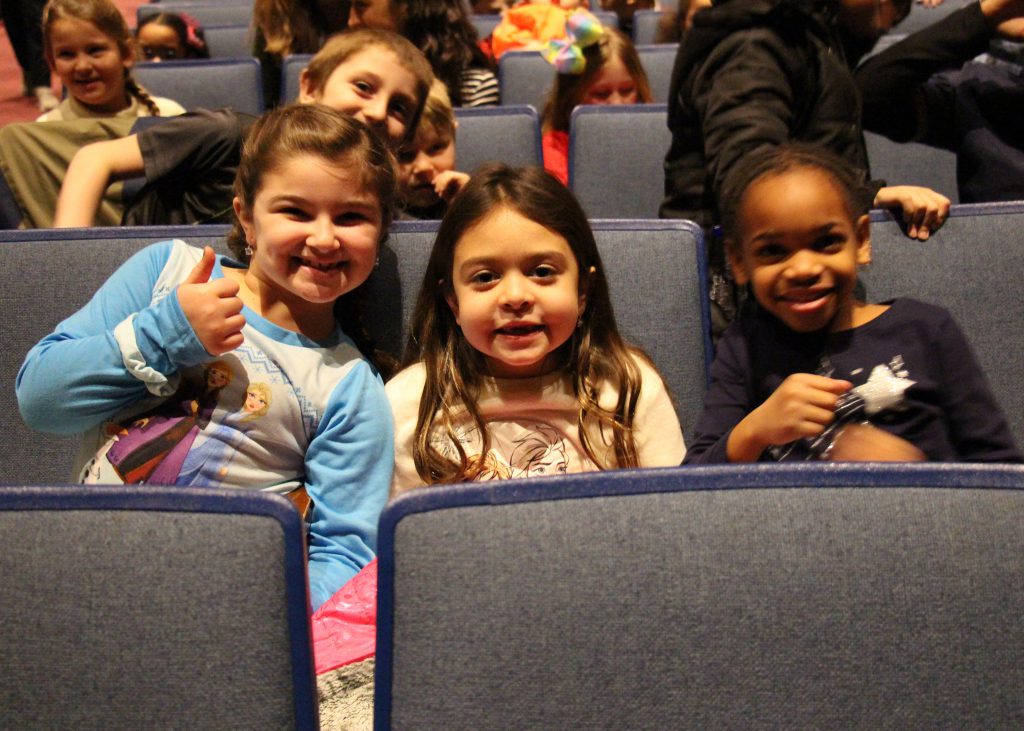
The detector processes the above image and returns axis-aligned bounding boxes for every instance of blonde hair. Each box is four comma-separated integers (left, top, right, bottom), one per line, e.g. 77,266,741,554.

541,27,652,133
242,382,273,421
43,0,161,115
412,78,456,142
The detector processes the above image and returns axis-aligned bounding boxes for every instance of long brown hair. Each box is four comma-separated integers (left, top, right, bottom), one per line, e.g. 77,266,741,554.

405,164,648,484
227,104,400,377
390,0,495,107
43,0,161,115
253,0,321,56
541,27,652,134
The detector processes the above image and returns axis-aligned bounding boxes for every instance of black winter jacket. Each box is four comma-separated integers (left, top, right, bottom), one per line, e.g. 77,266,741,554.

660,0,869,226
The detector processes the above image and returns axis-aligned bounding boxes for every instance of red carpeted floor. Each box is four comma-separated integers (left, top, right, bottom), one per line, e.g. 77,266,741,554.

0,0,146,126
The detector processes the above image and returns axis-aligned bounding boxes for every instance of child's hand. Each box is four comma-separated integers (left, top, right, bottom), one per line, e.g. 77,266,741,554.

981,0,1024,38
728,373,852,461
434,170,471,202
176,246,245,356
873,185,951,241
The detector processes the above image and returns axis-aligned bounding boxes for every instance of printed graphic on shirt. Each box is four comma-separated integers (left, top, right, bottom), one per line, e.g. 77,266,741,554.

768,356,916,461
434,420,577,480
81,350,287,486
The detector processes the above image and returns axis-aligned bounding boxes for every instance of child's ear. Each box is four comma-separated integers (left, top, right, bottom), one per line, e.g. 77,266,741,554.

445,289,460,325
578,265,594,315
297,69,317,104
855,213,872,265
725,239,750,285
233,196,255,244
122,43,136,70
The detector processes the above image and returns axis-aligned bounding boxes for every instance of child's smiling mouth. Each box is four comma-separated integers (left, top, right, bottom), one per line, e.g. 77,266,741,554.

297,257,346,272
495,323,544,337
777,287,835,312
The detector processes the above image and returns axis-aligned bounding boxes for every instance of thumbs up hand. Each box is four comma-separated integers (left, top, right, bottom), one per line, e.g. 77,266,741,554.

176,246,246,355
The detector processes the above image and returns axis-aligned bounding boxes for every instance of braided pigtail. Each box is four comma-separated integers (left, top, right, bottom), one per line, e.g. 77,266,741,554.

125,74,161,116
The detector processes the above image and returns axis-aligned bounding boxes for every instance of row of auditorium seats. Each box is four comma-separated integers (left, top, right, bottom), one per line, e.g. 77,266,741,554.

138,2,620,41
4,202,1024,485
139,1,974,50
100,57,967,216
629,0,978,44
4,464,1024,728
275,44,678,109
126,45,677,117
0,103,958,228
565,105,961,217
0,218,708,484
457,104,959,216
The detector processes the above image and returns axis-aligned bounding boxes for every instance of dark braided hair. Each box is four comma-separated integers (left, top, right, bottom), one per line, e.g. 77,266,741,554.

393,0,494,107
719,143,873,246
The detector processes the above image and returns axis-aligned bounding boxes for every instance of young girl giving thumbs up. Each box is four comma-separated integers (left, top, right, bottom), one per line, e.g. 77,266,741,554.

16,106,398,610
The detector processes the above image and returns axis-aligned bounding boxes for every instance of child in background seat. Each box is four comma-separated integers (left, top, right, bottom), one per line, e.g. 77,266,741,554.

39,0,185,121
684,144,1021,464
396,80,470,220
136,11,209,62
387,164,684,494
540,23,652,185
52,29,433,227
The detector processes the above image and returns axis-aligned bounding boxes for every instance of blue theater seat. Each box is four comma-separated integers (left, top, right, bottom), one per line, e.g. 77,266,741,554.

632,9,669,45
376,462,1024,729
568,103,670,218
203,23,254,59
637,43,677,102
498,50,552,110
454,105,542,172
0,483,316,729
862,201,1024,444
865,130,959,203
137,2,253,29
280,53,313,105
134,58,264,115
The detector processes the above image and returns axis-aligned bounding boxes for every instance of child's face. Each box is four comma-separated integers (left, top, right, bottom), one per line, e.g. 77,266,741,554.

137,22,187,62
348,0,401,31
729,167,871,334
446,206,585,378
397,123,456,210
581,55,638,106
234,153,383,317
47,18,133,113
300,46,419,145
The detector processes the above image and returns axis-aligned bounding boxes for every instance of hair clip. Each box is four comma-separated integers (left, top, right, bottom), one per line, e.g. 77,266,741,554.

179,12,207,52
542,10,604,75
